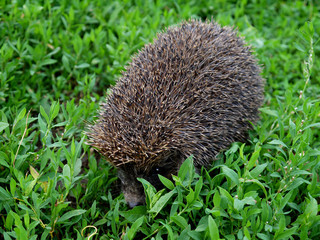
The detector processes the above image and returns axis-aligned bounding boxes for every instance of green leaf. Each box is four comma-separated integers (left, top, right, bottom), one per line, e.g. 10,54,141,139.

261,200,270,224
247,144,261,170
234,198,244,211
303,122,320,130
51,101,60,121
303,196,318,218
14,224,28,240
149,190,176,216
25,179,37,196
178,155,194,186
308,168,318,194
205,208,222,218
294,42,306,52
0,151,10,168
260,107,278,117
244,226,251,240
188,231,203,240
41,229,50,240
178,226,191,240
75,63,90,69
138,178,156,207
287,177,309,191
46,46,61,57
250,163,268,178
40,106,49,124
234,197,256,211
10,178,16,196
5,211,14,230
30,166,40,179
268,139,288,148
158,174,175,190
256,233,269,240
0,187,12,201
222,166,239,185
239,143,246,160
0,122,9,132
126,216,144,240
275,226,298,239
91,200,96,218
120,206,147,223
213,191,221,207
171,215,189,229
13,108,26,127
10,210,22,227
63,164,71,180
94,218,108,226
24,212,30,228
245,179,268,198
208,215,220,240
289,119,296,137
194,176,203,199
186,188,195,205
280,190,293,210
161,221,174,240
62,55,71,72
195,216,209,232
219,187,234,205
57,209,87,223
39,58,57,66
38,114,47,134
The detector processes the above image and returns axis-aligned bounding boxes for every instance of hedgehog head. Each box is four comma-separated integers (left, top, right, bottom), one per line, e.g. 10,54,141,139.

116,150,183,207
87,110,187,207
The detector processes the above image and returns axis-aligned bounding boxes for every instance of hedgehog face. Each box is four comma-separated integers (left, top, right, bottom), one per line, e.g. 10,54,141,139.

117,151,182,208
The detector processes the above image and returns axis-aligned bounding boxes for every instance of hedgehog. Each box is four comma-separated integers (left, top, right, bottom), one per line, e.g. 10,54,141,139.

87,19,264,208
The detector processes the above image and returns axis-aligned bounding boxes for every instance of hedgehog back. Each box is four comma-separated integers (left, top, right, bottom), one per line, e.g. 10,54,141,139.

89,20,264,171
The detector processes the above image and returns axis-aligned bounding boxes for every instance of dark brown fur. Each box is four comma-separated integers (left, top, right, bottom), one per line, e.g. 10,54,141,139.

87,20,264,207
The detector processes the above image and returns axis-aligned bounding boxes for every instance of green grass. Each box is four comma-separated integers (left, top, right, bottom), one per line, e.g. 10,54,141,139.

0,0,320,239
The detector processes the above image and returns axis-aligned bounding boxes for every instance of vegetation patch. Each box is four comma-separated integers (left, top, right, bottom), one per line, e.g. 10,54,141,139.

0,0,319,239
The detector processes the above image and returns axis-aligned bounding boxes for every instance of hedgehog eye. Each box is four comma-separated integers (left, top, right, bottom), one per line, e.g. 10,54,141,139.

151,166,163,175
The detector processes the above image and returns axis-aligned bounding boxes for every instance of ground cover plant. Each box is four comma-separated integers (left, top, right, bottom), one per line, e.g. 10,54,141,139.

0,0,319,239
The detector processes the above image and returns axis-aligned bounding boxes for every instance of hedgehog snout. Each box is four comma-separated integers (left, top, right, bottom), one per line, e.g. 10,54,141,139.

117,160,179,207
128,200,143,208
124,189,145,208
118,167,146,207
121,181,146,207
